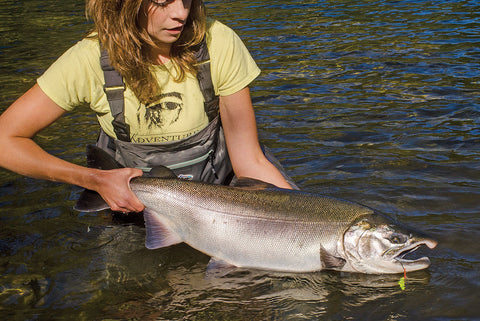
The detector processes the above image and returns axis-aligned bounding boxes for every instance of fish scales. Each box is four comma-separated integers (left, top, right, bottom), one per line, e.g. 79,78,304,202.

76,145,437,274
131,177,373,223
131,177,373,271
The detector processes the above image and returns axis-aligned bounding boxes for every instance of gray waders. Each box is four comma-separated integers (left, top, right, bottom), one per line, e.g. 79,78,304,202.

98,39,299,189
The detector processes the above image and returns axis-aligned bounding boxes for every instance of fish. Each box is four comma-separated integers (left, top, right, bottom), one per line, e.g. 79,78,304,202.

75,145,437,274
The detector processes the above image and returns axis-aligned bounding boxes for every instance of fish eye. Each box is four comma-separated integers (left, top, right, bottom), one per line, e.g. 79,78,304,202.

389,233,407,244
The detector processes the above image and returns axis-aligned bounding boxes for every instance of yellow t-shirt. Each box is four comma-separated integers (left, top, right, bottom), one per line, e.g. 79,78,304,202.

37,20,260,142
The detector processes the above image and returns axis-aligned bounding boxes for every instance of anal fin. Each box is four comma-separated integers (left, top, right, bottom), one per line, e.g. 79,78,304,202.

205,258,238,278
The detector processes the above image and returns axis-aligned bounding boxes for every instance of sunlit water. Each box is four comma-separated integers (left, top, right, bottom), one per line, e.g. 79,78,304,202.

1,0,479,320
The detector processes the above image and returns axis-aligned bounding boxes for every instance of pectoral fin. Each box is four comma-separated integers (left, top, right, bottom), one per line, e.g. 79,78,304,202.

143,209,183,249
320,246,346,270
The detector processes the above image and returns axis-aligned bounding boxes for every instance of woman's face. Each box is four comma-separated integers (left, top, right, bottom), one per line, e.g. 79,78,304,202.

140,0,193,47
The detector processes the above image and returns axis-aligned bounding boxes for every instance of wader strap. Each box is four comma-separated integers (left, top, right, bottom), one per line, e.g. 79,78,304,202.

100,49,130,142
194,39,219,122
100,38,218,141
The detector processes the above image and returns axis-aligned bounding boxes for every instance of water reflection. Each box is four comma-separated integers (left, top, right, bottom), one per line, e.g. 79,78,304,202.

100,260,434,320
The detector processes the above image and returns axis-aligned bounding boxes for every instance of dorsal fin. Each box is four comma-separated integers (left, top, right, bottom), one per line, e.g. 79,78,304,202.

147,166,177,179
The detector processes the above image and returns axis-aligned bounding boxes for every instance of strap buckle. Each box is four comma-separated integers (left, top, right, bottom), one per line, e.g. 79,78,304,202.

103,83,126,93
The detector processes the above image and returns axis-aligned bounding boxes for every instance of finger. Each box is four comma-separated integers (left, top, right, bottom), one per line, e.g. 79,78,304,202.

129,168,144,179
114,189,144,213
130,194,145,212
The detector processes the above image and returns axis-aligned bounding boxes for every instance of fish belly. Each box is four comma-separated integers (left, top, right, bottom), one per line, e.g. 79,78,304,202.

177,208,329,272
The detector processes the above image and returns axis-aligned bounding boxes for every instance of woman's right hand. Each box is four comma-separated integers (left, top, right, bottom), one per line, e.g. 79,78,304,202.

92,167,145,213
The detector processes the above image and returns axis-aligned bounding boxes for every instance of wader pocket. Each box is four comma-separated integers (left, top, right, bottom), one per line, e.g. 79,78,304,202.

152,150,213,181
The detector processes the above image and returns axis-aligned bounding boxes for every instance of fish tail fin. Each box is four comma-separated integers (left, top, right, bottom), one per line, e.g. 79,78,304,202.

74,145,175,212
85,145,123,170
73,188,110,212
74,145,122,212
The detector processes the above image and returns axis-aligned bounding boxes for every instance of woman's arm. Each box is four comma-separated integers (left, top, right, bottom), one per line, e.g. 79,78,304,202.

0,84,145,212
219,87,292,189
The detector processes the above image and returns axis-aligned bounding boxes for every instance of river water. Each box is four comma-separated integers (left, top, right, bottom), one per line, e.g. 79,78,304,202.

0,0,479,320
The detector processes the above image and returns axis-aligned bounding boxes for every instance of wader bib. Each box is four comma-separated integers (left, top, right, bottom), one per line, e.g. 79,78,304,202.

97,39,299,189
98,40,233,185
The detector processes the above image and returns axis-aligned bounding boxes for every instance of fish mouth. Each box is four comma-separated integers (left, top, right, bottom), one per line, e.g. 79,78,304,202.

392,238,437,270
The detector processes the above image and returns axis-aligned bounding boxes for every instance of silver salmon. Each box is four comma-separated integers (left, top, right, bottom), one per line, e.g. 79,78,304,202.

76,146,437,274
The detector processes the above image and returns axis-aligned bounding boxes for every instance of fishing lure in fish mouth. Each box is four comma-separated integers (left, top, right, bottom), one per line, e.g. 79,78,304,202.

398,263,407,290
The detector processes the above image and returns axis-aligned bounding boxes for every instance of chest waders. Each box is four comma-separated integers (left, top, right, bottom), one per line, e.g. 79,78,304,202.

97,39,233,185
97,39,299,189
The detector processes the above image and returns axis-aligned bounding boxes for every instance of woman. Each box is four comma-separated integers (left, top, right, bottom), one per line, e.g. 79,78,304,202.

0,0,293,213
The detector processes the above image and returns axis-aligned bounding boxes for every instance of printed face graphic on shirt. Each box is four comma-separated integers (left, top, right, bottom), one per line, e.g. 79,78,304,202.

138,92,183,129
131,90,205,143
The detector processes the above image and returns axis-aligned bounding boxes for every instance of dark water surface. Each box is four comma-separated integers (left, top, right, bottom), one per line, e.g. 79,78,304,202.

1,0,479,320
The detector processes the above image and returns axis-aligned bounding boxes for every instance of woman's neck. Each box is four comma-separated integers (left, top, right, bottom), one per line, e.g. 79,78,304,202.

149,43,172,65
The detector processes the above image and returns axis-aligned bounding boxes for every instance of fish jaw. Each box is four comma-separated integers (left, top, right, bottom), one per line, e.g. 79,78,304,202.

341,214,438,274
387,237,438,272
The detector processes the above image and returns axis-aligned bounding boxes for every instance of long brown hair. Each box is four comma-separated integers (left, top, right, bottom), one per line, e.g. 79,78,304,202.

86,0,207,104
